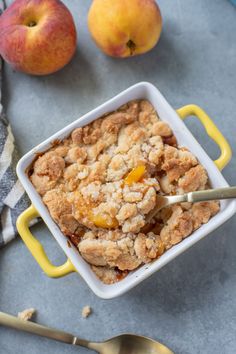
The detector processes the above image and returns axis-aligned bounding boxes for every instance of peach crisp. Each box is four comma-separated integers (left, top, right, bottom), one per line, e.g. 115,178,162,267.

30,100,219,284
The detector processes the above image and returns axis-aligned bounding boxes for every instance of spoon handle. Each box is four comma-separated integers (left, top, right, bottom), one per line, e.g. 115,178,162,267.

0,311,89,348
187,186,236,203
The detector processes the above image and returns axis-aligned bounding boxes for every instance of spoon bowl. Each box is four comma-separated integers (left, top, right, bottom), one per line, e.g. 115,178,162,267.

88,334,174,354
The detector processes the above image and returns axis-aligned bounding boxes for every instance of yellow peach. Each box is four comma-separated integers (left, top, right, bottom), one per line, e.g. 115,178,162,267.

88,0,162,57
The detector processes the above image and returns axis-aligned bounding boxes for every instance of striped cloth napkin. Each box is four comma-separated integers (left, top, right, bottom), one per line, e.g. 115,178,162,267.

0,0,31,246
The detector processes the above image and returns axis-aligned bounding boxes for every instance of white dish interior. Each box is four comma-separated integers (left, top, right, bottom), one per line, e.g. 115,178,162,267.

17,82,236,299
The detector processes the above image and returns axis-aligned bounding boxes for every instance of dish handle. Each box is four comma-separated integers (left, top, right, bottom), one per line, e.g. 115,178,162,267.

176,104,232,170
16,205,76,278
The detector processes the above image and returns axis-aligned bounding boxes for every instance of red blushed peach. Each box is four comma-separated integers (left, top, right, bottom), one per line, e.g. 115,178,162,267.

88,0,162,58
0,0,77,75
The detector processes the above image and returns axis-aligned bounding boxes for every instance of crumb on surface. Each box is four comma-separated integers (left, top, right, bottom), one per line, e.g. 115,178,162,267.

82,306,92,318
18,308,36,321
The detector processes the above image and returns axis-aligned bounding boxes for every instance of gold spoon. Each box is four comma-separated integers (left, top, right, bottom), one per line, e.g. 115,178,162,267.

146,186,236,223
0,311,174,354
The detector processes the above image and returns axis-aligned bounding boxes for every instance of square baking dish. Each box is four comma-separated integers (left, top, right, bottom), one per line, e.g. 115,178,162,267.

16,82,236,299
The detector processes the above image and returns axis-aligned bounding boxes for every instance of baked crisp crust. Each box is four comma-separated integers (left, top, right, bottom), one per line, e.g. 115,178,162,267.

30,100,220,284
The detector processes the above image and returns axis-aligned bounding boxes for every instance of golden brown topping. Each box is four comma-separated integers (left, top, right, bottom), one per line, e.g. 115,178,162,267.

83,126,102,145
78,238,141,270
29,99,219,284
162,135,177,147
152,121,172,137
162,146,198,182
34,152,65,180
30,152,65,195
178,165,208,193
43,189,80,235
140,100,154,113
107,154,128,182
160,206,193,249
134,233,165,263
91,266,128,284
66,147,87,164
191,201,220,230
71,127,83,145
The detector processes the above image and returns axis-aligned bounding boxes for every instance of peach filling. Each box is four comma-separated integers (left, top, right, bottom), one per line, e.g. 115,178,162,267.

124,165,146,186
89,212,119,229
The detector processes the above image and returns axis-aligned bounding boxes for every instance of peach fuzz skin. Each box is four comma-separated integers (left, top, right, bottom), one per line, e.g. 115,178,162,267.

88,0,162,58
0,0,77,75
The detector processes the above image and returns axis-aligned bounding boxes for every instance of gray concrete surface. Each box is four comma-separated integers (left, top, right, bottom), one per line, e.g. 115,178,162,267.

1,0,236,353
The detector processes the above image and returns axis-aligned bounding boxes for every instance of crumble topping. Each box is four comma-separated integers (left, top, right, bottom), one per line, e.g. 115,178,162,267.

18,308,36,321
82,306,92,318
30,100,219,284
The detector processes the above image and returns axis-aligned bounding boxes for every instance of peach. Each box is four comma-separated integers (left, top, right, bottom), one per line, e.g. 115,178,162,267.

0,0,77,75
88,0,162,57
